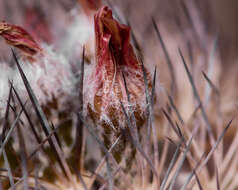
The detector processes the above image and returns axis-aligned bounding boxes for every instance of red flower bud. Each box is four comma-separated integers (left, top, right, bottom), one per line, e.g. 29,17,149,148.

0,21,43,61
85,6,153,163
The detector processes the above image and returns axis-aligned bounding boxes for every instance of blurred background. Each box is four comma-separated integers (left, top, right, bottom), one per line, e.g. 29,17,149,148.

1,0,238,63
0,0,238,189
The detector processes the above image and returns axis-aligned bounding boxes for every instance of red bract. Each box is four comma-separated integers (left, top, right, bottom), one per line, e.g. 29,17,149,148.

92,6,152,118
86,6,153,162
0,21,43,61
24,8,53,44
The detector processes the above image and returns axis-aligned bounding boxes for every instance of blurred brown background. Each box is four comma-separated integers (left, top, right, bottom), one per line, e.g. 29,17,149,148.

0,0,238,63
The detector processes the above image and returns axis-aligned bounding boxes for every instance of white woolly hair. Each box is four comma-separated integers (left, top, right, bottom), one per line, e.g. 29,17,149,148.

83,57,157,130
0,44,78,116
59,8,95,62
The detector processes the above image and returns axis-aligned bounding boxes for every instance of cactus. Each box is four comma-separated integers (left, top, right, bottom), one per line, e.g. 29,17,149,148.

0,1,237,190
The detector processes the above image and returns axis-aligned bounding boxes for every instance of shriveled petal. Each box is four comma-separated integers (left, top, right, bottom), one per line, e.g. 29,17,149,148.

95,6,140,69
0,21,42,60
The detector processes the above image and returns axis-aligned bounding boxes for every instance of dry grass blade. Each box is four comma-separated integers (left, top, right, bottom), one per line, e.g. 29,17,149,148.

11,85,42,145
165,137,177,146
3,148,15,190
27,121,62,161
88,135,122,189
180,152,206,190
140,56,150,106
89,172,106,188
160,142,181,190
140,58,159,183
198,119,233,172
77,113,120,169
194,172,203,190
2,83,13,141
106,155,113,190
204,36,219,106
50,122,62,150
75,170,88,190
187,119,233,188
221,153,238,189
122,73,131,102
8,177,24,190
98,167,120,190
78,114,108,156
126,20,142,57
150,66,159,180
162,109,185,145
180,0,193,33
175,122,184,141
179,48,217,168
168,126,197,190
179,0,205,51
202,72,220,97
178,48,213,135
152,17,176,96
168,94,184,125
120,101,159,179
16,125,29,190
121,62,153,186
34,168,39,190
151,67,157,106
0,106,24,157
220,123,238,174
187,41,194,65
190,103,202,120
80,118,130,187
74,45,85,171
121,73,139,142
158,124,169,184
104,0,123,23
8,105,25,127
9,95,29,190
216,167,220,190
11,49,73,181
